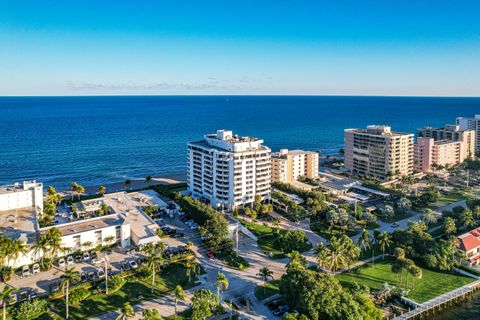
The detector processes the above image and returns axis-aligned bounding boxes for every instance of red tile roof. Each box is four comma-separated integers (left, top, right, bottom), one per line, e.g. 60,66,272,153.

469,255,480,264
459,234,480,252
470,227,480,237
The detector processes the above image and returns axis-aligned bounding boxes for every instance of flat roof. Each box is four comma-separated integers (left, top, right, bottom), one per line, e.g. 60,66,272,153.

0,207,37,244
46,214,125,237
188,140,269,153
352,185,391,198
103,191,161,244
320,178,359,191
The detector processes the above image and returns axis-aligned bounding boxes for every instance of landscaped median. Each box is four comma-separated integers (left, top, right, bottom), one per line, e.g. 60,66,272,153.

254,279,281,301
239,219,312,259
47,262,202,319
336,257,475,303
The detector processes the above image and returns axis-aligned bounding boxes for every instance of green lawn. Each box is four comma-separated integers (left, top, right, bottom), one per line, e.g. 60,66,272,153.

254,280,281,301
241,220,312,259
51,263,198,319
437,192,468,205
336,258,475,303
216,251,250,270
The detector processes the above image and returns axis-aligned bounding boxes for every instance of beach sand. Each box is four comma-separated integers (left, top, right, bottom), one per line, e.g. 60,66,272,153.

64,172,187,196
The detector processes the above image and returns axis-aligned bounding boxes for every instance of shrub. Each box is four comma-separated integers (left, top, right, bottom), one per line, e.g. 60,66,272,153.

107,274,127,293
15,299,48,320
69,288,91,305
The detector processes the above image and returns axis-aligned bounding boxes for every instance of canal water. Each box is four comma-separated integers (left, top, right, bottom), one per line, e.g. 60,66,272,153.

429,291,480,319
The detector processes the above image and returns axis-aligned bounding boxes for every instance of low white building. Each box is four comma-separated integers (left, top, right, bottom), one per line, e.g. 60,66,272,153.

2,184,163,268
0,180,43,214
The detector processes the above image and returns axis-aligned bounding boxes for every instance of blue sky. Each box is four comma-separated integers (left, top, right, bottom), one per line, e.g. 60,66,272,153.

0,0,479,96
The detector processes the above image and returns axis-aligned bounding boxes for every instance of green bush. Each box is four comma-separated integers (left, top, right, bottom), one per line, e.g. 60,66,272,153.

107,274,127,293
69,288,91,305
14,299,48,320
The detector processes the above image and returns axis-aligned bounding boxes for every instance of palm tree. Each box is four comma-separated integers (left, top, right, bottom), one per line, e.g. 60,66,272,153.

145,175,153,186
70,182,79,200
146,252,165,294
82,241,93,251
104,235,116,246
357,229,371,251
257,267,274,295
46,227,63,259
216,272,229,303
314,243,329,269
325,236,348,273
61,267,80,319
377,232,393,259
410,265,422,290
391,260,403,285
97,185,106,195
117,302,135,320
443,217,457,236
1,286,13,320
7,239,27,267
185,259,199,283
422,209,437,226
124,179,132,191
32,235,49,265
174,285,186,318
287,251,308,268
185,241,194,252
76,184,85,200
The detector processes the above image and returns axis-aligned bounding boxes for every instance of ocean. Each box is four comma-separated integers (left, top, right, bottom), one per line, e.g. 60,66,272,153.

1,95,479,189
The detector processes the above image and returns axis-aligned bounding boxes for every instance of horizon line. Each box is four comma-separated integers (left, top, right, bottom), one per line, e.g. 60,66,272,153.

1,94,480,98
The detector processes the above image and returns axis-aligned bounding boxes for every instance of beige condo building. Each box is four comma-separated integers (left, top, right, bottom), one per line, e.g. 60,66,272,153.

417,124,476,160
271,149,319,183
344,125,414,181
414,137,464,173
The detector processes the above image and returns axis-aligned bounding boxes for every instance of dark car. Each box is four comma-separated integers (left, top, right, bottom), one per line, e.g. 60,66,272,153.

49,280,60,293
75,255,83,263
80,272,87,282
121,261,131,271
172,232,184,238
267,300,283,310
273,305,290,316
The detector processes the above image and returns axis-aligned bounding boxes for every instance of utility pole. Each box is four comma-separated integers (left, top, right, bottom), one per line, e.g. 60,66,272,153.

104,255,109,295
467,169,470,188
235,223,239,255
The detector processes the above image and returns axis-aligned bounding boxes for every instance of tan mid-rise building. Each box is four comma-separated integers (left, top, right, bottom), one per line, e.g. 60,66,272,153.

415,137,465,173
417,124,476,160
271,149,319,183
344,125,414,181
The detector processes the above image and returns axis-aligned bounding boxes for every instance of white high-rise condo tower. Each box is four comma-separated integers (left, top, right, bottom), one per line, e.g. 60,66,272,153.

187,130,271,210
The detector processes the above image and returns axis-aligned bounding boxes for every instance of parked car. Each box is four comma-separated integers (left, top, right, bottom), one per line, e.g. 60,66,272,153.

266,300,283,310
83,252,91,262
75,255,83,263
22,265,30,277
8,293,17,305
206,250,215,259
19,291,28,302
172,232,184,238
32,263,40,274
92,257,104,265
49,280,60,293
121,261,130,271
58,258,66,268
67,256,74,265
273,305,290,316
87,271,96,281
80,272,87,282
129,260,139,269
28,289,38,300
90,251,98,259
96,267,105,278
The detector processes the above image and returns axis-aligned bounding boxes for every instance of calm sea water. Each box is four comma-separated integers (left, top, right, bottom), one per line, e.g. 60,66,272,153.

1,95,479,189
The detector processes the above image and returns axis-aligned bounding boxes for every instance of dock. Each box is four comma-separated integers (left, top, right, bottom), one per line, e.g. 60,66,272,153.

392,280,480,319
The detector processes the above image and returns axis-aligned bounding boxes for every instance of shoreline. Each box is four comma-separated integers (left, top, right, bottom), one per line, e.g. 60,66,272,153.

59,172,187,196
